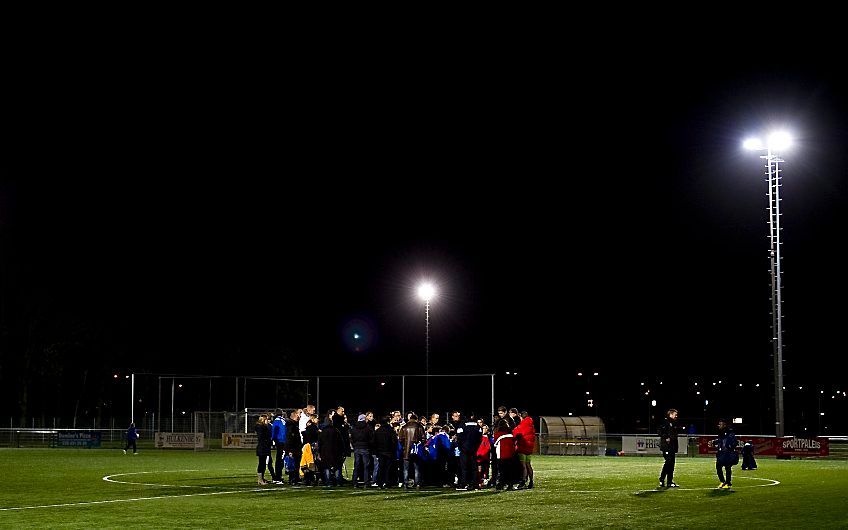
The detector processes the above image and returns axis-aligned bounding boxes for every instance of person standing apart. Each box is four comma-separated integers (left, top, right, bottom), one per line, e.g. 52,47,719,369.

657,408,680,488
714,419,738,489
741,441,757,470
123,422,138,455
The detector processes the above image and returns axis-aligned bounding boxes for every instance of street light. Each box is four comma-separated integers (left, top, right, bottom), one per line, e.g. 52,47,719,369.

744,131,791,437
649,399,656,433
578,371,600,414
417,282,436,416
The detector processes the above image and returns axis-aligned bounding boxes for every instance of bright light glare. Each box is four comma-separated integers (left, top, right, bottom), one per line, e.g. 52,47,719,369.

744,132,792,151
743,138,763,150
768,131,791,150
417,282,435,301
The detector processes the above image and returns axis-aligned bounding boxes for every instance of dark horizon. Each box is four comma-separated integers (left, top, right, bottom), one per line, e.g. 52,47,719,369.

2,49,846,435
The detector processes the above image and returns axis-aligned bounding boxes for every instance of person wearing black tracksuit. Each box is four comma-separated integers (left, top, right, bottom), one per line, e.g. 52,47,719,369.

285,410,303,485
657,408,680,488
350,414,375,487
714,419,738,489
373,418,398,488
455,415,482,490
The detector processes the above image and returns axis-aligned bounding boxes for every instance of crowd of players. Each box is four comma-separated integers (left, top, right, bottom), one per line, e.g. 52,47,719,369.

254,405,536,490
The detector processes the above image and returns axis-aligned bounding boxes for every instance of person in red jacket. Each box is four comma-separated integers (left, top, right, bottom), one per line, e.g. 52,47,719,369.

493,418,517,490
512,411,535,489
476,424,492,488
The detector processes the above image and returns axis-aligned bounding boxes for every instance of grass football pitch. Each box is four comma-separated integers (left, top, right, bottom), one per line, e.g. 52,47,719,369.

0,449,846,528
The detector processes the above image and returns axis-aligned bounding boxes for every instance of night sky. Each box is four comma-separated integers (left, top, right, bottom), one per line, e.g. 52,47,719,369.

2,40,846,433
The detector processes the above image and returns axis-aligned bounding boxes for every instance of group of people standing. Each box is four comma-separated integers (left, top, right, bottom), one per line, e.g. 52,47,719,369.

657,408,756,490
254,404,536,491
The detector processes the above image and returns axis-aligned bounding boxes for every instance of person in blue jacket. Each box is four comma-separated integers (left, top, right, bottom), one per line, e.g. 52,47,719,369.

425,426,452,486
713,419,738,489
271,409,287,484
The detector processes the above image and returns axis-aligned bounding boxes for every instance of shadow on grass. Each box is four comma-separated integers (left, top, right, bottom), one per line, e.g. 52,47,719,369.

634,489,668,498
707,489,736,497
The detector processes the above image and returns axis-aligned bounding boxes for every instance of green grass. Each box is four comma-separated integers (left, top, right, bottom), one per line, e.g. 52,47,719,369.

1,449,846,528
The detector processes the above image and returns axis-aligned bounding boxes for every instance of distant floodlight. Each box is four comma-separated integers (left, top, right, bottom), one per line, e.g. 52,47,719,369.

506,371,510,375
417,282,435,301
380,382,386,386
733,417,743,424
593,372,599,376
577,372,583,376
651,400,656,407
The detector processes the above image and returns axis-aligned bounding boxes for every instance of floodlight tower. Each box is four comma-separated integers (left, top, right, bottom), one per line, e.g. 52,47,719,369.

417,282,436,416
744,131,791,437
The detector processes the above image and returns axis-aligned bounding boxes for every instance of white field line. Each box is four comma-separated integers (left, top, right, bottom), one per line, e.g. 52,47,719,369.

0,472,781,512
0,488,275,512
1,469,266,512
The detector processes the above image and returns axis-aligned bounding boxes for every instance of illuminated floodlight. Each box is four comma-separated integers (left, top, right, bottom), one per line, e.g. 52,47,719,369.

417,282,436,301
743,131,791,151
744,129,793,437
768,131,791,150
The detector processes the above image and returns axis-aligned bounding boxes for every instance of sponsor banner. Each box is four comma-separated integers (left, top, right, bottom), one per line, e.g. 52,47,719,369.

698,436,829,457
778,437,829,457
622,436,688,455
222,432,258,449
155,432,204,449
57,431,102,448
699,436,777,456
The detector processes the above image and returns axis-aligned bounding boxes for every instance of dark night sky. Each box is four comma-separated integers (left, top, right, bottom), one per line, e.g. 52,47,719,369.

2,33,847,429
